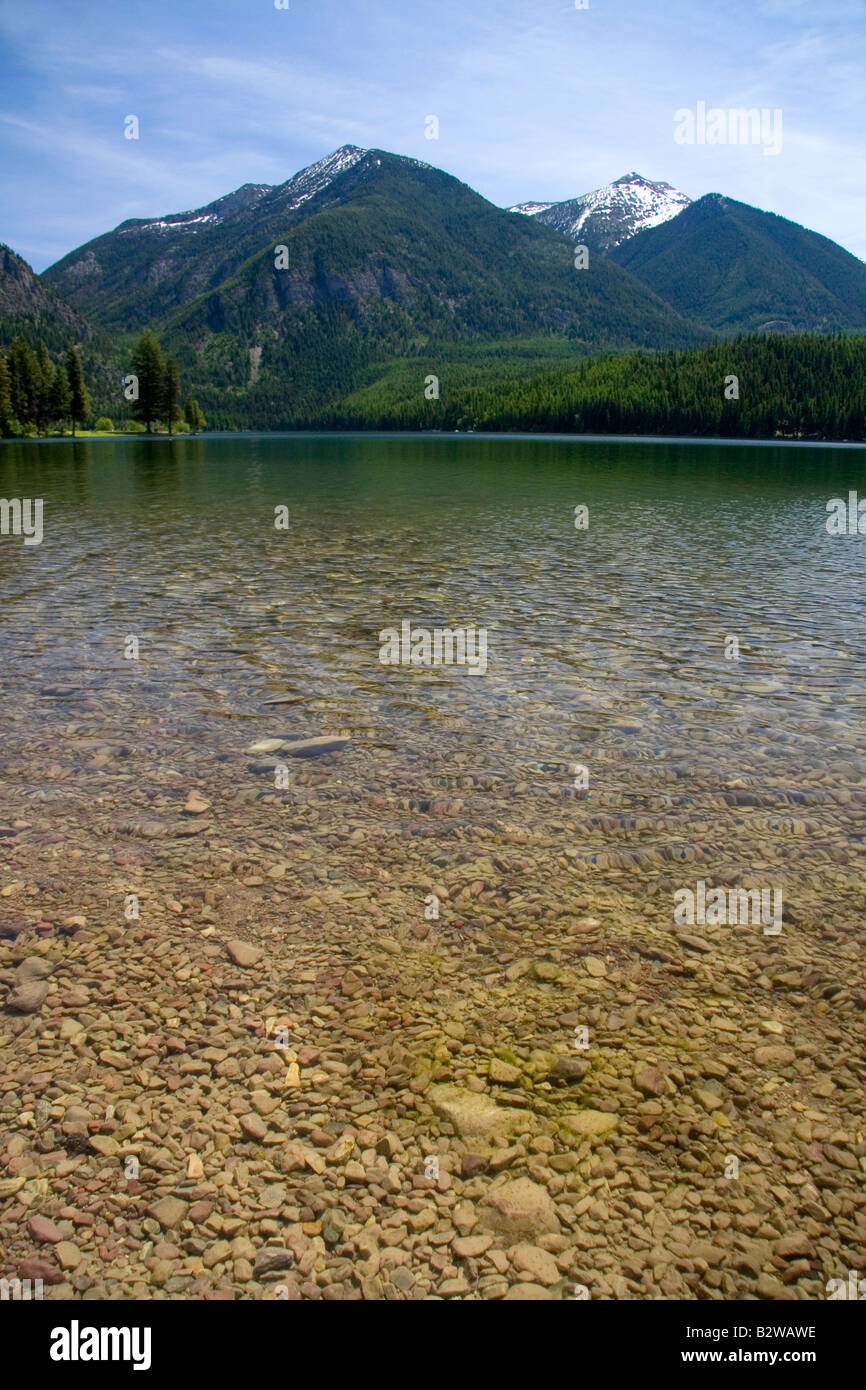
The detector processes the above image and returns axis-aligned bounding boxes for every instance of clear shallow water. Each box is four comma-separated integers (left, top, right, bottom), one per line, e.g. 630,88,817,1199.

1,432,865,930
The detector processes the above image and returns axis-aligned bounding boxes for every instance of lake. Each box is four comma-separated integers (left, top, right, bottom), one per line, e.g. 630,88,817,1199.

1,432,864,930
1,432,865,1301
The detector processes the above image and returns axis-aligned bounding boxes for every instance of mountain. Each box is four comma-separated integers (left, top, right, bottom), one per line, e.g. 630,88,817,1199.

44,147,370,332
42,146,706,426
610,194,866,334
510,173,691,253
0,242,95,349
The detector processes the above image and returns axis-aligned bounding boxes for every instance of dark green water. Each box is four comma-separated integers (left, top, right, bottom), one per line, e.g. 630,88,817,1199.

1,432,865,926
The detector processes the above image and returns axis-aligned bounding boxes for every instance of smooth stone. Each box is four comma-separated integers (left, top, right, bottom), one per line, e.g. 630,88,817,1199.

429,1085,531,1148
561,1110,618,1136
754,1045,796,1066
226,940,263,967
28,1216,63,1243
511,1244,560,1286
148,1197,189,1230
480,1179,560,1240
7,980,49,1013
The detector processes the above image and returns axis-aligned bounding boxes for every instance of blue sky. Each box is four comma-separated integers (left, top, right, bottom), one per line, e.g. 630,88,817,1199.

1,0,864,270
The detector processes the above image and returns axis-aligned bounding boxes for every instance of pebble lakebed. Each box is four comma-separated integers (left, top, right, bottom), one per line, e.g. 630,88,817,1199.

1,689,865,1302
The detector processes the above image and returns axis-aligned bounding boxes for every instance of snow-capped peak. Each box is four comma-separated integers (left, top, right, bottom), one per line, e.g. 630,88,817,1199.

277,144,368,211
510,201,556,216
509,172,691,252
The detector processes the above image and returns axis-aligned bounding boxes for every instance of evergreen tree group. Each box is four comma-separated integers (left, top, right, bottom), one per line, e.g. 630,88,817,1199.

0,337,90,436
0,328,207,437
309,333,866,442
128,328,205,434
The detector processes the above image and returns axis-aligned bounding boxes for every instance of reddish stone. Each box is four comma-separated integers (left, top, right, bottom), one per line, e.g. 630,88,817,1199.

461,1154,489,1178
28,1215,62,1243
18,1258,63,1284
188,1201,213,1224
61,1208,94,1226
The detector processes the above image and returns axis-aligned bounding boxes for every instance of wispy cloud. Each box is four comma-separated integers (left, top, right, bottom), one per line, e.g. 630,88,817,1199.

0,0,863,267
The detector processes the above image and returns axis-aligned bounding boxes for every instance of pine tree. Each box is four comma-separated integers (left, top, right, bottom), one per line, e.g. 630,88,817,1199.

8,336,42,429
49,360,72,433
35,341,54,434
162,358,181,434
66,346,90,436
129,329,166,433
184,395,205,433
0,348,12,436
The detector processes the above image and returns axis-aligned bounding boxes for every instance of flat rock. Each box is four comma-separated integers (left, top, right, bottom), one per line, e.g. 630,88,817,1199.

254,1246,294,1275
452,1235,494,1259
148,1196,189,1230
634,1062,666,1097
511,1243,560,1286
429,1085,531,1148
226,940,263,968
252,736,350,759
754,1045,796,1067
17,957,54,982
480,1178,560,1240
774,1233,813,1259
676,933,713,953
489,1058,521,1085
55,1241,81,1270
18,1258,64,1284
7,979,49,1012
240,1113,268,1141
548,1056,590,1083
28,1215,63,1243
561,1109,618,1136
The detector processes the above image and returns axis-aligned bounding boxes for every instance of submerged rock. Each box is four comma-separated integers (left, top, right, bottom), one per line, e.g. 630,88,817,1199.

429,1085,531,1147
246,735,350,759
480,1179,561,1240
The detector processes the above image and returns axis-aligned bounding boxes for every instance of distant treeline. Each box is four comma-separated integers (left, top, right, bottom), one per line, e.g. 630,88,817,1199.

3,329,865,443
0,329,205,437
305,334,866,441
